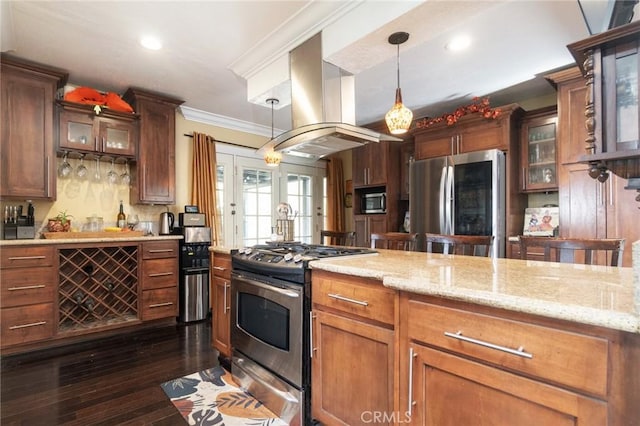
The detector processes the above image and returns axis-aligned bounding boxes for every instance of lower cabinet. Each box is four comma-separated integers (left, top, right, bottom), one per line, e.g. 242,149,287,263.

0,245,56,348
311,270,396,425
354,214,388,248
400,292,637,425
211,252,231,358
140,240,178,320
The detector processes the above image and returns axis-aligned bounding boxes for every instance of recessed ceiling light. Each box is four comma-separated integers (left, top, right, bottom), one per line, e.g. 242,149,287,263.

140,36,162,50
445,35,471,52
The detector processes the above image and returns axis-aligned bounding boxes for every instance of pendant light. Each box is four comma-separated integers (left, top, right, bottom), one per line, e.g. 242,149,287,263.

264,98,282,167
385,31,413,135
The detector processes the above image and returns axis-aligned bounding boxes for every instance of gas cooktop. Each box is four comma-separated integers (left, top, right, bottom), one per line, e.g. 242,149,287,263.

232,242,377,283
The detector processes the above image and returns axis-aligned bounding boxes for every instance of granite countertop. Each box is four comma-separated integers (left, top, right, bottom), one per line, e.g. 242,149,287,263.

310,249,639,334
0,235,183,246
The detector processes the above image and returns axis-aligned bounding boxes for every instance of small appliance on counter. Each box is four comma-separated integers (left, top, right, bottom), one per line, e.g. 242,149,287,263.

177,205,211,323
159,210,174,235
3,202,36,239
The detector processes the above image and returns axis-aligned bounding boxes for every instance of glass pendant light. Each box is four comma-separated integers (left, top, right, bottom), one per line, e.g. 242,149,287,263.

385,31,413,135
264,98,282,167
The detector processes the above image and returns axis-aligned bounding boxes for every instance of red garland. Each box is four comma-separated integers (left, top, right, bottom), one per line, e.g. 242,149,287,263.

414,97,501,129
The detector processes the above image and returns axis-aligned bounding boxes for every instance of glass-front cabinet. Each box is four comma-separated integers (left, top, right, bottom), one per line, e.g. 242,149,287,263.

520,107,558,192
57,101,138,157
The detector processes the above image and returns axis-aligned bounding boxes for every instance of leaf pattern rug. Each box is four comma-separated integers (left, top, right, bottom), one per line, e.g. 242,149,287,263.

161,365,288,426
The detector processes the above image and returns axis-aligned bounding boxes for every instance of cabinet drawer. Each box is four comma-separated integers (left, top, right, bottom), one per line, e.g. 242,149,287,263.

1,267,56,307
313,272,395,326
141,258,178,290
142,240,178,259
407,299,608,397
1,246,55,268
212,254,231,278
141,288,177,320
1,303,54,347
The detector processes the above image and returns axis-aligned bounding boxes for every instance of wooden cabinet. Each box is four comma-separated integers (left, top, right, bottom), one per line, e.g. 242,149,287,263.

352,141,399,188
311,270,397,425
399,293,639,425
123,88,183,205
549,67,640,266
0,245,56,348
140,240,178,320
1,54,67,200
211,251,231,358
414,104,522,161
57,100,138,157
400,140,414,200
519,106,558,192
354,214,387,247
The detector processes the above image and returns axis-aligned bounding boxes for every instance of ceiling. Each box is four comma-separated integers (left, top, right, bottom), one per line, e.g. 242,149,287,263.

1,1,636,142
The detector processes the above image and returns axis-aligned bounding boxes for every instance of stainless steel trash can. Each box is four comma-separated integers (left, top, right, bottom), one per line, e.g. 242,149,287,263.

179,270,209,322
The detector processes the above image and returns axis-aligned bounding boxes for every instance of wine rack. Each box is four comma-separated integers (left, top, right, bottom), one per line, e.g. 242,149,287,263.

58,245,138,333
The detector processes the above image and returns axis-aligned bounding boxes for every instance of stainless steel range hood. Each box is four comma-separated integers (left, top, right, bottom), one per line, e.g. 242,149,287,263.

258,33,401,160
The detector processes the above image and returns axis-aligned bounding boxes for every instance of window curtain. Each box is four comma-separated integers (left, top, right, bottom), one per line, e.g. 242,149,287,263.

191,132,221,245
326,155,345,231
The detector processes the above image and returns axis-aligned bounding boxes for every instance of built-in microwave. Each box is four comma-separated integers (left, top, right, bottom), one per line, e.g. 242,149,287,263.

362,192,386,214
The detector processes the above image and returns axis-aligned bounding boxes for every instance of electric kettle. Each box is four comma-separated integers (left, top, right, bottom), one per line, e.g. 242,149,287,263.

159,211,174,235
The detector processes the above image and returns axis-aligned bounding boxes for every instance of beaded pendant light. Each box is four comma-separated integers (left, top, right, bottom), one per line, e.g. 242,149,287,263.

385,31,413,135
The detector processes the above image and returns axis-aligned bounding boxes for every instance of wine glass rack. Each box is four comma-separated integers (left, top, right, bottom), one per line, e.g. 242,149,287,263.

58,245,138,333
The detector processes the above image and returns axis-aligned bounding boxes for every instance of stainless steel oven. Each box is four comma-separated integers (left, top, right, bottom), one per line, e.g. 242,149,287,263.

231,242,376,425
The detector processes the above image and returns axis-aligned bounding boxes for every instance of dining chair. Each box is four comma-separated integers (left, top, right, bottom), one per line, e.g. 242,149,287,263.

518,236,625,266
320,230,356,247
425,233,494,257
370,232,418,251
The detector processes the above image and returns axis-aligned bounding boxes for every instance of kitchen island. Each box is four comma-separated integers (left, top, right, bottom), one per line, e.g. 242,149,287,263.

309,243,639,425
1,235,182,355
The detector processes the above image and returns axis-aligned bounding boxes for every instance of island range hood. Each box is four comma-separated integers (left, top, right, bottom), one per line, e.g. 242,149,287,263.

258,33,402,160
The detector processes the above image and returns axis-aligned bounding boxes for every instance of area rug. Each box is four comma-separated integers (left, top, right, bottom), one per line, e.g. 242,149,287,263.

161,365,288,426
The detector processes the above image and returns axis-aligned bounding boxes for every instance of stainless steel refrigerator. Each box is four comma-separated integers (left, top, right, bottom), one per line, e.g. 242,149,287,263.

409,149,506,258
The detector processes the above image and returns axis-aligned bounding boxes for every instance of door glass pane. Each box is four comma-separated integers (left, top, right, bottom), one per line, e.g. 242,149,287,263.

453,161,492,236
242,168,272,246
216,164,225,245
68,122,92,146
616,52,638,145
105,128,129,150
527,122,556,186
286,173,313,243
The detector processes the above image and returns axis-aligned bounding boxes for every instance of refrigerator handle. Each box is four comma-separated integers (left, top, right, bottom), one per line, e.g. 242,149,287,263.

446,165,454,234
439,166,447,233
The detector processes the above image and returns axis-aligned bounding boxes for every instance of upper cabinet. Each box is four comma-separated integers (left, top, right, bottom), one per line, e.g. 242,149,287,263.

414,104,522,160
1,54,67,201
567,20,640,191
352,141,399,188
123,88,183,205
519,106,558,192
57,101,138,158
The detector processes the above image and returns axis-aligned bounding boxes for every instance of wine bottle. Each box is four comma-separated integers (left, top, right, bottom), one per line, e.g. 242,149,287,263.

117,200,126,228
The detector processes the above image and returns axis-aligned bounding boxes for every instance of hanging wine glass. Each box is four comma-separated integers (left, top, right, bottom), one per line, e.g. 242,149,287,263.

76,154,88,180
120,159,131,186
93,157,101,182
106,158,118,185
58,152,72,178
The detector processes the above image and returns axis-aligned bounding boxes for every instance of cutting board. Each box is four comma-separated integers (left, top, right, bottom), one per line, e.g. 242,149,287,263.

43,231,145,239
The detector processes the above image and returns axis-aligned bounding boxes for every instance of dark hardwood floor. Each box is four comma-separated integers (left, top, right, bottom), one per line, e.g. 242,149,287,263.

1,321,219,425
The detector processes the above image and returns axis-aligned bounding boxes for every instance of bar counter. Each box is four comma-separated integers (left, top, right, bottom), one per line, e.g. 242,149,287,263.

310,244,640,334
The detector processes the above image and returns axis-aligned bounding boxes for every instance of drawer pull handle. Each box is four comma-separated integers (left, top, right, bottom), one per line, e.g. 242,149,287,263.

149,272,174,277
327,293,368,307
408,347,417,415
10,321,47,330
7,255,46,261
8,284,46,291
149,302,173,308
444,331,533,359
212,266,226,271
148,249,174,253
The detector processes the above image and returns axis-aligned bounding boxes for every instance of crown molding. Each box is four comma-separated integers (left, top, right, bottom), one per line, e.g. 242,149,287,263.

179,106,286,138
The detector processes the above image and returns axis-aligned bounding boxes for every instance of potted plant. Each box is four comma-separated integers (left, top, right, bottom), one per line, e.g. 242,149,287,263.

47,210,73,232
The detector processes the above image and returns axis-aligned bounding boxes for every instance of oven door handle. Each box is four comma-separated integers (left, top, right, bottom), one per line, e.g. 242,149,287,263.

242,279,300,298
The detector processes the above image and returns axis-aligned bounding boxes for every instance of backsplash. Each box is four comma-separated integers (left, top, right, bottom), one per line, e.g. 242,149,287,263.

1,156,173,238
